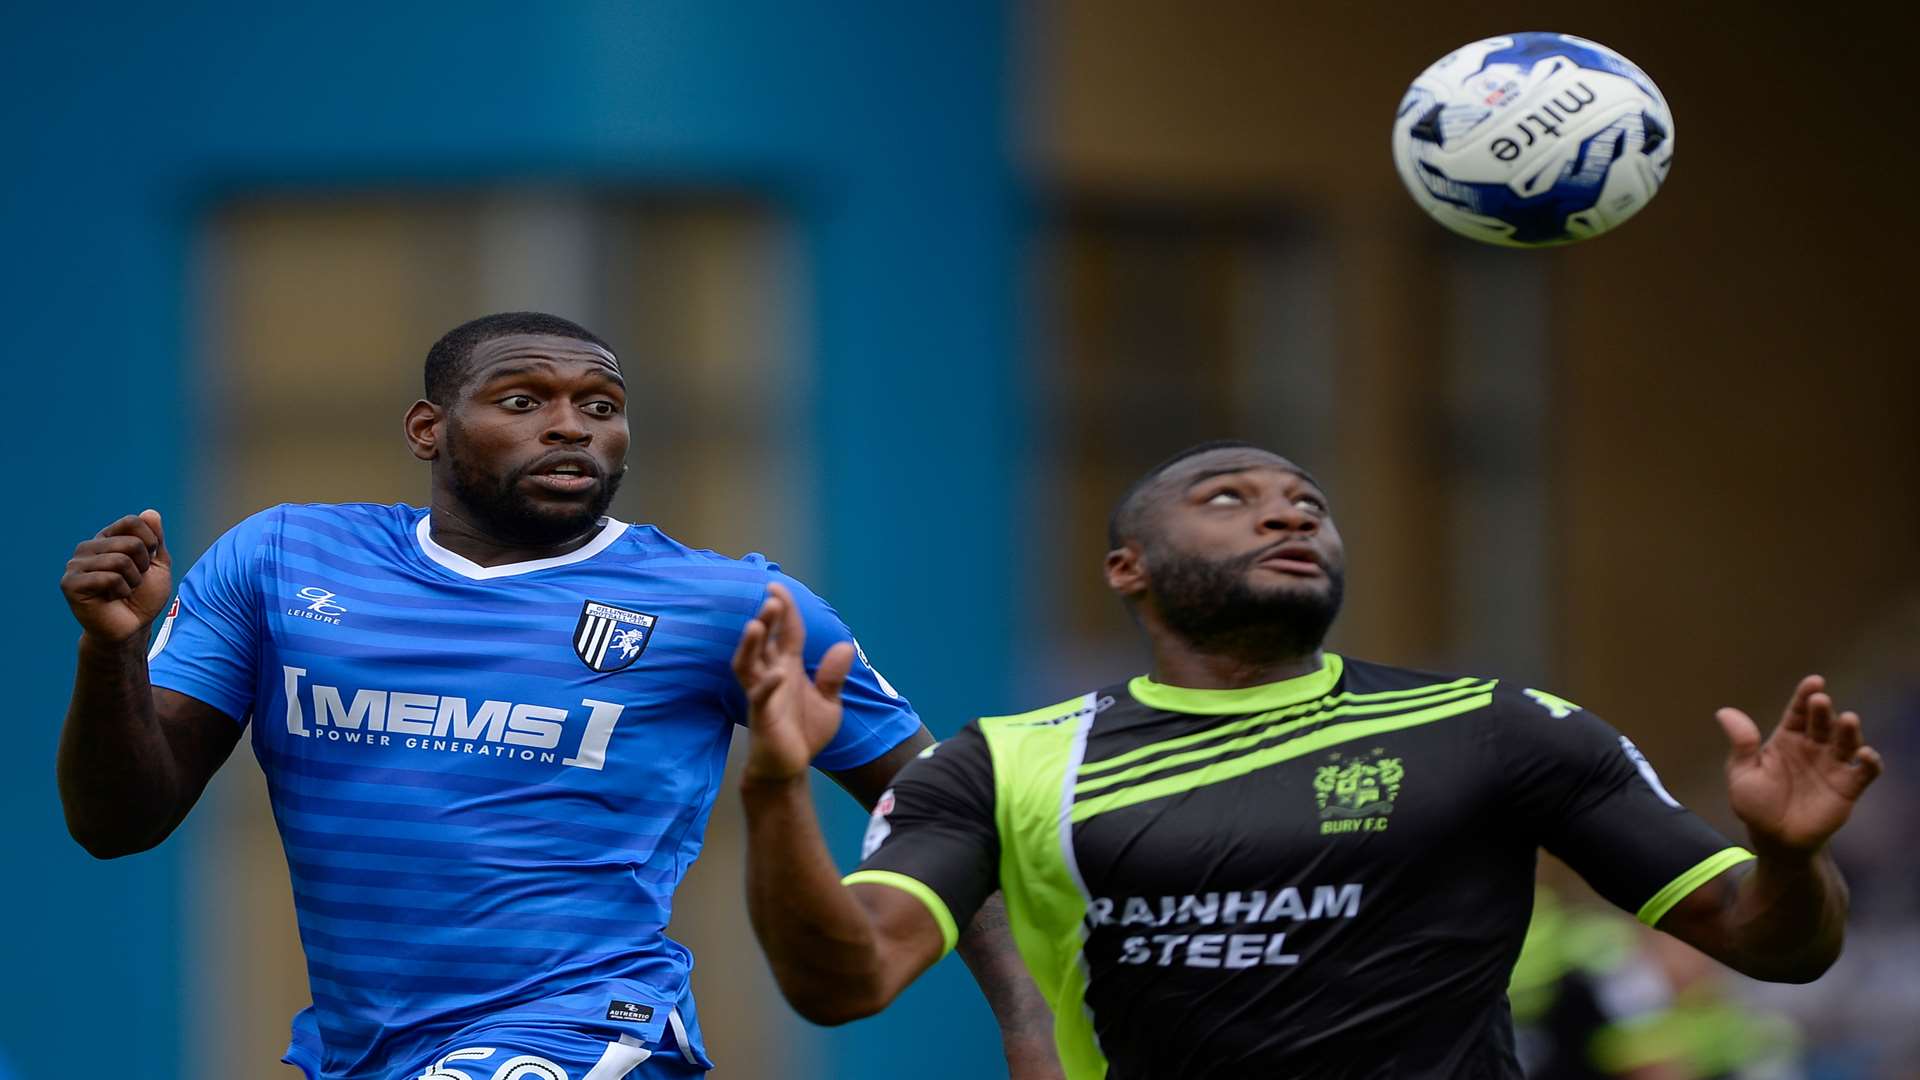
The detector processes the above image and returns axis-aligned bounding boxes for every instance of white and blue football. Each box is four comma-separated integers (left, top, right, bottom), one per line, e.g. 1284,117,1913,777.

1392,32,1674,247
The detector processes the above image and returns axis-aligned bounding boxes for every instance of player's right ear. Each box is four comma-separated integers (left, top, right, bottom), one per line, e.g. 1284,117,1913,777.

1105,545,1148,599
403,400,444,462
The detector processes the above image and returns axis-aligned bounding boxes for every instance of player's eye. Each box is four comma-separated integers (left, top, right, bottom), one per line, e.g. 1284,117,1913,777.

1205,490,1244,506
582,400,620,418
1295,495,1329,513
500,395,538,411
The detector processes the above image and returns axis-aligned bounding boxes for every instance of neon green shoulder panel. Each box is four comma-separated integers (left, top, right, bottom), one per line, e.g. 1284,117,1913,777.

978,693,1109,1080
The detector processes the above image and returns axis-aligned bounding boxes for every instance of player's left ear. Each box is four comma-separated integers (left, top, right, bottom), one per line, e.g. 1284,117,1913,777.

403,399,444,462
1105,544,1149,599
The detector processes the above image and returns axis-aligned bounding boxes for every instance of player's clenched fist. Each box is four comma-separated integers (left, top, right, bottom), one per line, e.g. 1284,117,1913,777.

61,510,172,646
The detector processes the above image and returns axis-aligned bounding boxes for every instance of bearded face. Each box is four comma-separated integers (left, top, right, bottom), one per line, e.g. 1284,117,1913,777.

1141,532,1345,659
442,415,624,547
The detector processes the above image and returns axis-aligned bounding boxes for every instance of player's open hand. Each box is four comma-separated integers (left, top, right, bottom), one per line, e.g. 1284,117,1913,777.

732,582,855,786
1716,675,1882,857
61,510,172,647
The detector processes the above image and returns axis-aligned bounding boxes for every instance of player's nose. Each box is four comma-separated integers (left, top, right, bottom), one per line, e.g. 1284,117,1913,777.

1259,500,1316,534
542,408,591,444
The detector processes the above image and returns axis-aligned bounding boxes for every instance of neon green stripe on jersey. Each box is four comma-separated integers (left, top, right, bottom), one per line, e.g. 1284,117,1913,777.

1070,691,1495,824
981,693,1111,1079
1127,653,1345,714
1074,679,1495,797
843,870,960,956
1080,674,1487,778
1635,847,1756,927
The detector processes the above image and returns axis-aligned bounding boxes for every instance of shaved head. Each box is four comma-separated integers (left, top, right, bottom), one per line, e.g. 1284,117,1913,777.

1108,441,1317,550
424,311,616,406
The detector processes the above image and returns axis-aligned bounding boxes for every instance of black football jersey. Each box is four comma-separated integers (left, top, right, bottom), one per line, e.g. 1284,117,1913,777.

848,654,1749,1079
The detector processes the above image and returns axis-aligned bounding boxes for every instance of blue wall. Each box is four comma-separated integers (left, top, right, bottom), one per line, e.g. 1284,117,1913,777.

1,4,1021,1077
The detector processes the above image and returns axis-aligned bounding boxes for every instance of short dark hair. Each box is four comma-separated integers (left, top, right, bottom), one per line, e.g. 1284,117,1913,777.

1106,439,1265,548
423,312,615,405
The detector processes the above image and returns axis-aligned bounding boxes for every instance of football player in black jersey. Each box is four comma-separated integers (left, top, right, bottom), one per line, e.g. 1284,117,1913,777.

731,441,1882,1079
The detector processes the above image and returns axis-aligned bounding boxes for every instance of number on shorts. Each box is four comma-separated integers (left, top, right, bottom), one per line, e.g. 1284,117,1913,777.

490,1056,568,1080
419,1048,569,1080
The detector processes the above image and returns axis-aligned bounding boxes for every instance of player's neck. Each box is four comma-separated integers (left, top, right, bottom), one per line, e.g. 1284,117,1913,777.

1146,638,1326,691
426,498,606,567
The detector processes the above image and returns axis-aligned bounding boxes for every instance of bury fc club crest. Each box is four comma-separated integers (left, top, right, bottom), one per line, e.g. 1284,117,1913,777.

573,601,658,673
1313,747,1405,836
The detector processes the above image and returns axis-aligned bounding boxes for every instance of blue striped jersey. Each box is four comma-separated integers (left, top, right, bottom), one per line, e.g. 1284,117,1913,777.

147,503,920,1080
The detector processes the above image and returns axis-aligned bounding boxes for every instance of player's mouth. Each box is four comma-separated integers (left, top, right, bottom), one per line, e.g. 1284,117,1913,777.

1252,541,1324,577
523,453,603,496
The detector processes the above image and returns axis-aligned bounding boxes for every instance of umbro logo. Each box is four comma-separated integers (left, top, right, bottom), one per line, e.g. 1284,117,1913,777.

1008,695,1116,727
287,586,347,625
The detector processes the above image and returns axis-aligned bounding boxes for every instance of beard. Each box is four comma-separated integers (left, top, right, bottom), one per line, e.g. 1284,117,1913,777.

1145,539,1345,660
443,427,624,548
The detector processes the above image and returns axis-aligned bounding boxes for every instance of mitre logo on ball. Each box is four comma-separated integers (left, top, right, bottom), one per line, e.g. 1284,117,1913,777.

1391,31,1674,247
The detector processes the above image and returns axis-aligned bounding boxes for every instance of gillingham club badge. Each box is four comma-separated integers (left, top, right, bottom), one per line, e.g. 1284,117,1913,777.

573,600,659,673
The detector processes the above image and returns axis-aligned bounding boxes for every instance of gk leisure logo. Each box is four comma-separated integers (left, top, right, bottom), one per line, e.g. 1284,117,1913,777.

1313,748,1404,836
289,587,347,625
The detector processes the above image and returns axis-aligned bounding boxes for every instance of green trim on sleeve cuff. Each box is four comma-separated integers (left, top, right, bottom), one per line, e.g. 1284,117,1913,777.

843,869,960,956
1636,847,1757,927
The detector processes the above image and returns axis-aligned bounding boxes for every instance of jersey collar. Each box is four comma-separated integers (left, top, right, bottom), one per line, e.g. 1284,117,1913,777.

1129,653,1344,715
414,513,629,580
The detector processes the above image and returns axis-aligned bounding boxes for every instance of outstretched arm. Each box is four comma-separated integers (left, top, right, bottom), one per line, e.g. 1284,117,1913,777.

827,742,1061,1076
734,584,947,1021
58,511,240,857
1658,675,1882,981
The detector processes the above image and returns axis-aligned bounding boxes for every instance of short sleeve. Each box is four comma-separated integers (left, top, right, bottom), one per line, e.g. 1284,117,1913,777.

770,570,923,771
1493,687,1753,926
845,724,1001,956
146,510,273,725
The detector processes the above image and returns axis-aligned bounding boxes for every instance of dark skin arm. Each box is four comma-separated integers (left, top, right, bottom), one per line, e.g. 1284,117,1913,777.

1655,676,1881,982
56,510,243,858
825,738,1060,1076
740,584,1062,1078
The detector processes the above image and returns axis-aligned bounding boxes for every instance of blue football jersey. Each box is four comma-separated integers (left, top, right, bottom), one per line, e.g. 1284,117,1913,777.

146,503,920,1080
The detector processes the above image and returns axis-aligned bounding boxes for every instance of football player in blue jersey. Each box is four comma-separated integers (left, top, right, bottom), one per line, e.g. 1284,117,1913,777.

56,312,1059,1080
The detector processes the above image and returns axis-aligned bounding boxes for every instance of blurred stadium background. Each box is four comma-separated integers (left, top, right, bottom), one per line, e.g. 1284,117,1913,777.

6,3,1916,1078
